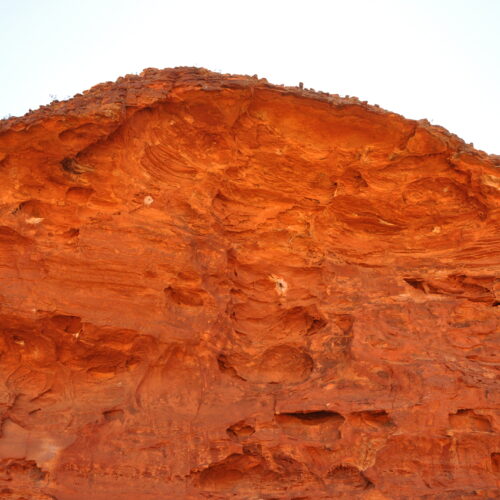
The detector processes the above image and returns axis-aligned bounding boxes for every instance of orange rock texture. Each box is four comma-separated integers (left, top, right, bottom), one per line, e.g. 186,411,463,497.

0,67,499,499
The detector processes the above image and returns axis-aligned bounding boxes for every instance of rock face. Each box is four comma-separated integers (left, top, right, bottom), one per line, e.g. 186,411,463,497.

0,67,499,499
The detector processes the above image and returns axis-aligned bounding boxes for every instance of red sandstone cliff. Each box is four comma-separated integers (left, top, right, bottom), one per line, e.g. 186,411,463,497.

0,67,499,499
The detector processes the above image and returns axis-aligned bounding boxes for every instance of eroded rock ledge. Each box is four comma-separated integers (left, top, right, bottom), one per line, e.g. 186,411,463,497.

0,67,499,499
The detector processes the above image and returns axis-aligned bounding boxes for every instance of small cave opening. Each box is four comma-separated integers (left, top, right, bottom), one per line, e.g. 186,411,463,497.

276,410,344,426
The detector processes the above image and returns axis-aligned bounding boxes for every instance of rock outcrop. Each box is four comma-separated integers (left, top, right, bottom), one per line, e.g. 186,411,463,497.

0,67,498,499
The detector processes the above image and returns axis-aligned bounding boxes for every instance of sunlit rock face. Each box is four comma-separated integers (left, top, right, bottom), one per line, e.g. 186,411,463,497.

0,68,499,499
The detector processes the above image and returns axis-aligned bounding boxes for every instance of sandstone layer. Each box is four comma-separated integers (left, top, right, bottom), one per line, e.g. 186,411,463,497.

0,67,499,499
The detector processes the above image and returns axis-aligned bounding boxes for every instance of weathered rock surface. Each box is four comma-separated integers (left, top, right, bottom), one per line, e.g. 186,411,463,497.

0,67,499,499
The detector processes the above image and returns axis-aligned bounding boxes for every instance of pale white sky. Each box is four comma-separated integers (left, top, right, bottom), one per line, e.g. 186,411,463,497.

0,0,498,153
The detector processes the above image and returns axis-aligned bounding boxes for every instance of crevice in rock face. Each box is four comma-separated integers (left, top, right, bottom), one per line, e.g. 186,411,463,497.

350,409,395,428
103,409,124,422
242,443,262,456
341,168,369,189
276,410,344,425
49,314,82,334
449,409,493,432
491,453,500,472
404,275,496,303
216,354,246,381
193,452,278,492
164,286,205,307
306,316,328,335
404,278,427,292
0,458,47,482
164,287,203,307
192,448,315,494
61,156,95,175
226,420,255,441
327,464,372,491
275,411,345,442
